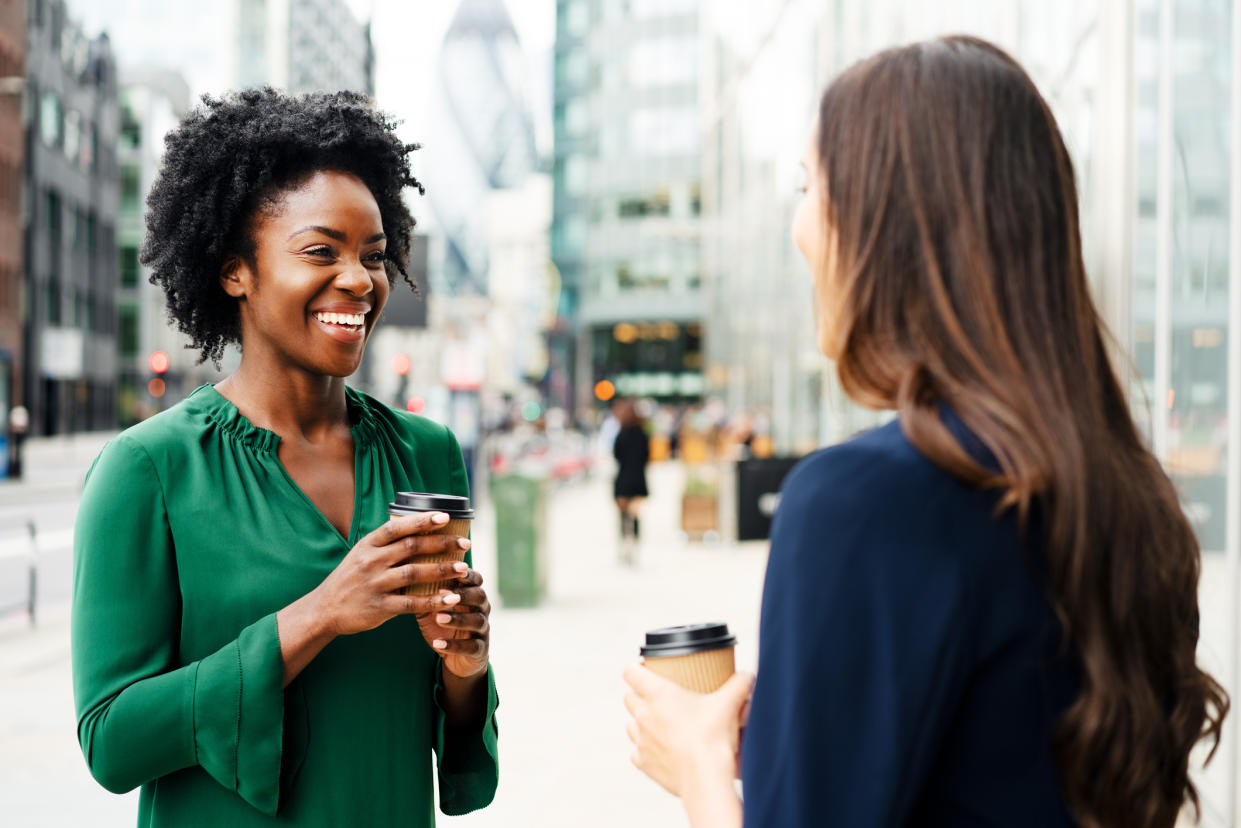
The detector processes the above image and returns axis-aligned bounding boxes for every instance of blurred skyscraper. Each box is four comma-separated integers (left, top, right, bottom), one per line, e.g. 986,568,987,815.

114,67,193,425
429,0,538,297
22,0,120,436
550,0,705,418
235,0,374,95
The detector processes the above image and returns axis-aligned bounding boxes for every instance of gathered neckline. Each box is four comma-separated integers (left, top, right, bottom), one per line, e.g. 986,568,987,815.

190,384,380,452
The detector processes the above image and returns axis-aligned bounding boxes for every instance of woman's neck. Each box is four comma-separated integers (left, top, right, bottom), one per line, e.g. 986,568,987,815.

215,356,350,442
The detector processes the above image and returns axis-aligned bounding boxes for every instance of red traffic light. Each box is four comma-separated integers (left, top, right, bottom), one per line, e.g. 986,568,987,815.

391,353,412,376
149,350,170,374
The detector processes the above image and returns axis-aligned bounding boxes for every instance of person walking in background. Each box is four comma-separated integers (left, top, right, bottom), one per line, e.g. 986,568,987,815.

71,89,498,826
623,36,1227,828
612,398,650,566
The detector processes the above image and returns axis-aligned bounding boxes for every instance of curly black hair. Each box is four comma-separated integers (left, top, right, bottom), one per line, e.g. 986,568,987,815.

141,87,425,365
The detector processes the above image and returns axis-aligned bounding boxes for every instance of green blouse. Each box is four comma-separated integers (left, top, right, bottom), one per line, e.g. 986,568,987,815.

71,385,499,826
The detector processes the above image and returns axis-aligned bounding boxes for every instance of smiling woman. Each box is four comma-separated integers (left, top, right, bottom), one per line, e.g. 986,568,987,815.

70,90,499,827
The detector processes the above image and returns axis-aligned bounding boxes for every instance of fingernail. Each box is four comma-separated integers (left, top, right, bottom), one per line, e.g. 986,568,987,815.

436,613,452,624
432,639,448,650
432,513,449,524
453,561,469,573
457,538,472,550
442,593,461,605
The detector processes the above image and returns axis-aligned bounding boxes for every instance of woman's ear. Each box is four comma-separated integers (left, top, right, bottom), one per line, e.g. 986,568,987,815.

219,256,250,298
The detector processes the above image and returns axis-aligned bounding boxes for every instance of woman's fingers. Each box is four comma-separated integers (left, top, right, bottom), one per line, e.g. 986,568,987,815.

374,532,470,564
369,511,450,546
430,635,488,656
434,609,489,632
382,592,458,616
377,560,469,592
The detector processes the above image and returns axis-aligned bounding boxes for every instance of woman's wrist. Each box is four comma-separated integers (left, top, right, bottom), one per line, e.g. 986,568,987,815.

276,589,338,686
681,747,743,828
440,661,490,728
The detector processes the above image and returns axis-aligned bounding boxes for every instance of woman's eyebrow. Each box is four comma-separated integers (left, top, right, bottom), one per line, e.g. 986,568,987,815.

287,226,386,245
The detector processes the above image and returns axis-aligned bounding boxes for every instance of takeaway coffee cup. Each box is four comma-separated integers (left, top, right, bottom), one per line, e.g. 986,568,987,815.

388,492,475,596
640,622,737,693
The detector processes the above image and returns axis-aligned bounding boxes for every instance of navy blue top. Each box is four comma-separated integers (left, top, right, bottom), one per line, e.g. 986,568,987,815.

740,414,1080,827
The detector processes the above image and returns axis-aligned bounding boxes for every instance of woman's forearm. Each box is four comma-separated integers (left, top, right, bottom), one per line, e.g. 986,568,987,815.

440,665,490,728
276,590,337,687
682,759,743,828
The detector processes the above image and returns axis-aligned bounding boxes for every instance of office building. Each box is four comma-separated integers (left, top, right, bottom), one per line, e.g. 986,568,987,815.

236,0,374,95
551,0,705,418
115,68,196,425
23,0,120,435
0,0,24,442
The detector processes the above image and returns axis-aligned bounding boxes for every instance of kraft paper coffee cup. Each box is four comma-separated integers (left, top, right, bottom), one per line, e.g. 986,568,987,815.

388,492,475,596
641,622,737,693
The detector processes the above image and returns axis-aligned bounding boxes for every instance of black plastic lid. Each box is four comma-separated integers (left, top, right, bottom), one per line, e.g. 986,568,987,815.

388,491,474,520
640,622,736,657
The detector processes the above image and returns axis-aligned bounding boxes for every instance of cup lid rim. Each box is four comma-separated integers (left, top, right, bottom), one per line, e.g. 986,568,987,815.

388,491,475,519
640,622,736,656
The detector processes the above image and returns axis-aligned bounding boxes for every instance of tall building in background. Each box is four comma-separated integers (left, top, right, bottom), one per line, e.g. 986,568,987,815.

551,0,705,420
431,0,538,298
0,0,25,455
236,0,374,95
115,68,193,426
23,0,120,436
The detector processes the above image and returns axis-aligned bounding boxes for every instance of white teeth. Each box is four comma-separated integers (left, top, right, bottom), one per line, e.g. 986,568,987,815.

315,312,365,327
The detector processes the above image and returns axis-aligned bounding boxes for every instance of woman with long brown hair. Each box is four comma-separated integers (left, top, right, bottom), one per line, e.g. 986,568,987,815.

623,36,1228,828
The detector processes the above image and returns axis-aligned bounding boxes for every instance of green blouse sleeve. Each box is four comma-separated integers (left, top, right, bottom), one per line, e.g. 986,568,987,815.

71,436,291,816
430,425,500,815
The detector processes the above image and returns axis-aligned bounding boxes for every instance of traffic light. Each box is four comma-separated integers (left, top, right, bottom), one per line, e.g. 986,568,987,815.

148,350,169,398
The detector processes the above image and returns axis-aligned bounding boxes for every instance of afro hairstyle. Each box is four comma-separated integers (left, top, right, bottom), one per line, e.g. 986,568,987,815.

140,87,424,365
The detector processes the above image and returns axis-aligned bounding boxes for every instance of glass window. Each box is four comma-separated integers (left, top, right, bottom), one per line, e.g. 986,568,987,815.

63,109,79,164
39,91,62,148
119,245,140,288
121,165,142,213
565,1,588,35
117,304,138,358
45,276,59,325
629,37,698,86
630,107,698,156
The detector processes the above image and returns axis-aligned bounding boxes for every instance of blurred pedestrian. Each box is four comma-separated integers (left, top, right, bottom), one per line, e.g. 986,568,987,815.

612,397,649,566
71,89,497,826
624,37,1227,828
6,404,27,479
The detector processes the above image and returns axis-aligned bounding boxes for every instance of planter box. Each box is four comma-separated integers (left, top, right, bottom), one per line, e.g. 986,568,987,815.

681,493,718,537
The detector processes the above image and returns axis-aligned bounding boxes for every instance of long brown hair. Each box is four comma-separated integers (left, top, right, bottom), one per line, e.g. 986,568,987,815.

816,36,1228,827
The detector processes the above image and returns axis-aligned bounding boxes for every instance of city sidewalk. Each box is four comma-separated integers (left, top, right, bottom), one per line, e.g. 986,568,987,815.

0,457,770,827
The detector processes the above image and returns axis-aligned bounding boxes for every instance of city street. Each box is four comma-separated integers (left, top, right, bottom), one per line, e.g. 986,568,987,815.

0,434,769,827
2,433,1237,827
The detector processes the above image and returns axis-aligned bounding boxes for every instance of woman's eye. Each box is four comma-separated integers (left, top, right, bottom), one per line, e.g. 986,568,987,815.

364,251,387,265
305,246,334,258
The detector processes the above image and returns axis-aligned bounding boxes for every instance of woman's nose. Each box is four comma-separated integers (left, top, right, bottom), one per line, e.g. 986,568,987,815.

334,261,373,295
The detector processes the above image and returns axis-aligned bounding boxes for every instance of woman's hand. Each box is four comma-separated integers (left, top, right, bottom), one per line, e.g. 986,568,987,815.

277,511,477,687
623,663,753,825
417,571,491,680
314,511,471,636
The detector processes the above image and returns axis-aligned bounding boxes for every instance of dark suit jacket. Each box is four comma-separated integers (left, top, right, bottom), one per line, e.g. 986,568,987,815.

741,411,1080,827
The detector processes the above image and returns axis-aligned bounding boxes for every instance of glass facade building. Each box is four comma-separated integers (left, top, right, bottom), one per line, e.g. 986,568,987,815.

703,0,1239,820
551,0,705,417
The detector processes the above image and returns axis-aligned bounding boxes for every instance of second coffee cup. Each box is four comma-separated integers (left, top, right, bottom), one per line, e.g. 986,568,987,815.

641,622,737,693
388,492,475,596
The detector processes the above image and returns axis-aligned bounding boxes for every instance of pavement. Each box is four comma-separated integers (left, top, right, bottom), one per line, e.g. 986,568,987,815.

0,438,769,827
1,434,1237,826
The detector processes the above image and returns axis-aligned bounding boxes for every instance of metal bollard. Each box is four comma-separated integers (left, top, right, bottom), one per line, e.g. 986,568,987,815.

26,519,36,627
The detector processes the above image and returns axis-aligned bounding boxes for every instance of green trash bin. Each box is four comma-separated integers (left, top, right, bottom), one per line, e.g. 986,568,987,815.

490,472,548,608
